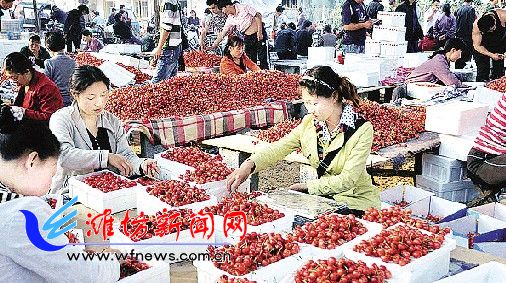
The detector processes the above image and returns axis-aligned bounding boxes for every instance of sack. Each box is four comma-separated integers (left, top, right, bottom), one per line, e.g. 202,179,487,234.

419,35,438,51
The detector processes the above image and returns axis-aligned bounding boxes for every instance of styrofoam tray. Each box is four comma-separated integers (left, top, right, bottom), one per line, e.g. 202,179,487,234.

409,195,466,221
344,224,457,283
192,178,251,202
425,101,489,135
434,261,506,283
407,82,446,100
380,185,434,208
68,170,139,213
194,251,311,283
154,153,195,180
469,203,506,234
372,26,406,42
117,261,170,283
136,187,217,215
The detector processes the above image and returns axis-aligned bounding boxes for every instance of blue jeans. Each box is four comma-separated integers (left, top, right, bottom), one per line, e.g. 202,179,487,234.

151,45,182,83
342,44,365,54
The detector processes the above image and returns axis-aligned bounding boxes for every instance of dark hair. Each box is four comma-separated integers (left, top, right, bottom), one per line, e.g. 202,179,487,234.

0,106,60,161
45,31,66,52
464,0,473,3
29,34,41,43
82,29,92,37
430,37,465,58
442,3,451,17
477,13,496,33
303,20,312,29
205,8,211,14
206,0,218,5
276,5,284,13
93,11,99,16
111,7,117,12
78,5,89,14
4,52,34,75
432,0,440,3
324,24,332,33
224,36,244,59
114,11,123,22
190,10,196,14
288,22,296,30
4,0,15,2
299,66,361,107
217,0,233,9
120,5,125,9
71,65,111,95
147,25,155,33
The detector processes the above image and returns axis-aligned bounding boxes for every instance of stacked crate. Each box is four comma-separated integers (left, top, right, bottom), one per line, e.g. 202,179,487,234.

366,12,407,57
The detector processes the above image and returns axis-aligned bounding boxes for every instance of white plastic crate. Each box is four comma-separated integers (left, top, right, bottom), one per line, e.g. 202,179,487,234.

117,261,170,283
380,185,434,207
474,86,504,112
136,187,218,215
344,225,457,283
340,70,379,87
372,26,406,42
425,101,489,135
380,41,407,57
153,153,195,180
469,202,506,234
102,44,142,54
365,39,381,55
407,82,447,100
377,12,406,27
194,251,310,283
214,212,295,244
343,54,401,81
98,61,135,87
111,226,216,262
68,170,139,213
416,175,479,203
297,218,382,259
439,214,506,249
435,261,506,283
438,133,477,161
409,195,466,221
421,153,467,183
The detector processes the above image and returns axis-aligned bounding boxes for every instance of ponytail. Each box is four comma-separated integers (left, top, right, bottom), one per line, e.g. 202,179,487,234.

335,76,360,107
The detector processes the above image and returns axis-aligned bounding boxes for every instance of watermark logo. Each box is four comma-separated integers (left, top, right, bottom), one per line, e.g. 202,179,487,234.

21,196,79,252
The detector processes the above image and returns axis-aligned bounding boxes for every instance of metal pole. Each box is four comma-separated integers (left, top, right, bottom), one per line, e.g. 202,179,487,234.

32,0,40,32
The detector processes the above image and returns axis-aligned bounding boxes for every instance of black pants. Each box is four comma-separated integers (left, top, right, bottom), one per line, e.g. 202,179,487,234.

66,33,81,53
475,51,505,82
277,51,297,60
455,40,473,69
467,148,506,192
244,34,269,69
407,40,419,53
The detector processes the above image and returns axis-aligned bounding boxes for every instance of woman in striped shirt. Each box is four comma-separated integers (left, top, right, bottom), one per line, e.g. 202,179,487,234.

467,92,506,207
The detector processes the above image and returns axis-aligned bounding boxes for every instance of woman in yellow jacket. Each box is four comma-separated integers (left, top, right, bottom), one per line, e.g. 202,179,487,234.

227,66,380,217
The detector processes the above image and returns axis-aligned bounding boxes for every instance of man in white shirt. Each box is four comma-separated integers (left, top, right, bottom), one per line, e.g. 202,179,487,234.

273,5,288,35
424,0,442,35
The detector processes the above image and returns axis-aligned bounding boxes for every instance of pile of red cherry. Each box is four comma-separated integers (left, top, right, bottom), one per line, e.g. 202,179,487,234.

146,180,211,207
119,257,151,279
160,147,215,168
218,276,257,283
83,172,137,193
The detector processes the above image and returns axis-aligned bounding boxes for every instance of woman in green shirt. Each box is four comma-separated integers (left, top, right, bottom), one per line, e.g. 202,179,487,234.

227,66,380,217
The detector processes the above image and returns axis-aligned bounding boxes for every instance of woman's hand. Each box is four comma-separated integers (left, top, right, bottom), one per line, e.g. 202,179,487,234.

108,153,133,176
141,159,160,178
226,160,255,192
288,183,309,193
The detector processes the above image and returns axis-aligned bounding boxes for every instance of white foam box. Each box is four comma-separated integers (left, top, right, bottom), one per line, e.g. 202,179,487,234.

469,203,506,233
98,61,135,87
380,185,434,208
438,133,477,161
474,241,506,259
136,187,218,215
68,170,139,213
439,214,506,247
344,224,457,283
340,70,379,87
153,153,195,180
365,39,381,55
297,218,383,259
214,211,295,244
409,194,466,221
372,26,406,42
416,175,479,203
187,178,250,202
403,53,430,68
102,44,142,54
344,53,402,81
111,225,216,262
435,261,506,283
194,251,311,283
117,261,170,283
381,41,407,57
474,86,504,112
422,153,467,183
407,82,447,100
425,101,489,135
377,11,406,27
307,47,335,64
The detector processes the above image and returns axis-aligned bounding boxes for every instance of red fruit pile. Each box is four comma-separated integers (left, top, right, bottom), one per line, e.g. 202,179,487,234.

75,52,105,66
486,76,506,93
353,225,445,266
119,257,151,279
135,176,160,186
218,276,257,283
181,157,233,184
183,51,221,67
393,200,411,208
381,67,414,86
256,119,301,143
106,71,300,120
160,147,214,168
116,62,152,84
425,213,442,223
295,257,392,283
120,209,193,241
83,172,137,192
146,180,211,207
208,232,300,276
288,214,367,249
355,100,426,151
206,192,284,226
